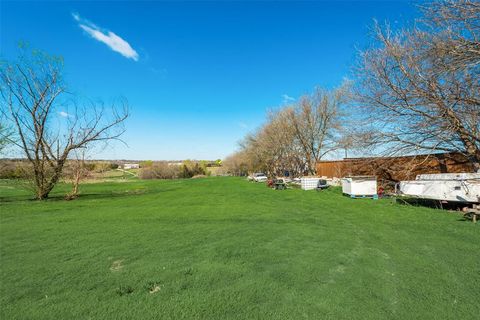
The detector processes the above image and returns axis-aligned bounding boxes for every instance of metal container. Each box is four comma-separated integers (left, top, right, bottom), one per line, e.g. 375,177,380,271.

342,176,377,196
301,177,321,190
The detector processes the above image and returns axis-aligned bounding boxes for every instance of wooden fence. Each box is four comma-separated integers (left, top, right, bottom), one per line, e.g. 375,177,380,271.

316,153,474,185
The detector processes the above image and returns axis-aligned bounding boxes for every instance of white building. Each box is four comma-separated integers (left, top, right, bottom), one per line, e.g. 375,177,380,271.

123,163,140,169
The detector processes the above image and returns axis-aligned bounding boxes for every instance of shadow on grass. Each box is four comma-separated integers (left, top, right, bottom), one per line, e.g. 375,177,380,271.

0,186,180,203
395,197,471,210
395,197,478,223
395,197,446,209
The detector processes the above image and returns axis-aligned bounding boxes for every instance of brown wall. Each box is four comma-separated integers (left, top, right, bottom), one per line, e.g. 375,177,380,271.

317,153,474,186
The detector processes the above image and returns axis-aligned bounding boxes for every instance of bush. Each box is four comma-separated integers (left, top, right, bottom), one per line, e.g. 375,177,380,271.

140,160,153,168
179,161,207,178
139,161,210,180
0,161,31,179
84,163,96,171
93,162,112,173
139,163,180,179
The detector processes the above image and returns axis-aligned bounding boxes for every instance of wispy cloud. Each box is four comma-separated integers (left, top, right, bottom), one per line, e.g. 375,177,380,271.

281,94,295,104
238,122,249,129
72,12,139,61
58,111,71,118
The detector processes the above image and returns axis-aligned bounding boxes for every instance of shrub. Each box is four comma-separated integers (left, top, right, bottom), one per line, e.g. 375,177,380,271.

139,163,179,179
0,161,32,179
140,160,153,168
139,161,210,180
93,162,112,173
84,163,96,171
179,161,207,178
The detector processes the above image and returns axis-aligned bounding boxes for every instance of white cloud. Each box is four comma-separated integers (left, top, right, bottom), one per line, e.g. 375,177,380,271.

73,13,139,61
281,94,295,104
238,122,248,129
58,111,70,118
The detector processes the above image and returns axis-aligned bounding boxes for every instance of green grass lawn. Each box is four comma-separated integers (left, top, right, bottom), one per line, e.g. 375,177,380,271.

1,177,479,319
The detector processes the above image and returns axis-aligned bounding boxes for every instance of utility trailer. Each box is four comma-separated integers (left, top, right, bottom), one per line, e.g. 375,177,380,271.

398,173,480,222
398,173,480,203
342,176,378,199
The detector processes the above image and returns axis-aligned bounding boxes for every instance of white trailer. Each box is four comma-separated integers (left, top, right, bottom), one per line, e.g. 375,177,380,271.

398,173,480,203
342,176,378,198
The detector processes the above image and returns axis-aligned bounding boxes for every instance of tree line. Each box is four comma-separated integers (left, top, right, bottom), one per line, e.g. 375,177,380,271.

224,84,349,177
225,0,480,176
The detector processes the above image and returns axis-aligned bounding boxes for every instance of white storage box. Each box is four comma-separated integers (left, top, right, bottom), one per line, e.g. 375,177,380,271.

301,177,321,190
342,176,377,196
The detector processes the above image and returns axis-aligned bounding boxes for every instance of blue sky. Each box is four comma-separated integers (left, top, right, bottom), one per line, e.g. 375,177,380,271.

1,1,419,160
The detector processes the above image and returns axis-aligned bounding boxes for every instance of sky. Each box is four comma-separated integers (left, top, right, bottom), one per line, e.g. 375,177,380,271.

1,1,420,160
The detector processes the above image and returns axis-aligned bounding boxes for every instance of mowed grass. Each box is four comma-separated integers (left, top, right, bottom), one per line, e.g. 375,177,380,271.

0,177,479,319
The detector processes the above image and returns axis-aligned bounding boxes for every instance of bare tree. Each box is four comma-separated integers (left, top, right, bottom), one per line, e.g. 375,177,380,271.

355,0,480,171
0,46,129,199
288,86,347,175
238,108,306,177
233,85,348,177
423,0,480,72
64,148,89,200
223,151,249,176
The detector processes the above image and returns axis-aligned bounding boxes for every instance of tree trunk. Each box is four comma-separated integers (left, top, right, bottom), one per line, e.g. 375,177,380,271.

443,108,480,172
34,160,66,200
469,151,480,172
459,132,480,172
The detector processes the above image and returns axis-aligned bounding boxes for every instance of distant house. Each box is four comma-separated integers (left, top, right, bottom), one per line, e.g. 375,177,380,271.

123,163,140,169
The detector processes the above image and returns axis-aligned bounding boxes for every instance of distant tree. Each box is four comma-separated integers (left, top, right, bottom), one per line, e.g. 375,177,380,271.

64,148,89,200
139,162,180,180
140,160,153,168
355,0,480,170
250,108,306,176
287,86,348,174
234,84,349,177
178,160,207,178
223,152,248,176
0,45,129,199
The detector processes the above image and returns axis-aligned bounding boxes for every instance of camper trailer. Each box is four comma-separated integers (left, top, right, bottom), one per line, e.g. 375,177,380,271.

398,173,480,203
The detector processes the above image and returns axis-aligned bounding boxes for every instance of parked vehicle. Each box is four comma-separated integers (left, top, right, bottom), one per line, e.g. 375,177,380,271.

249,172,268,182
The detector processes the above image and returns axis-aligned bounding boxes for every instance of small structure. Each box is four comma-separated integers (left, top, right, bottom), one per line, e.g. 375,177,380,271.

273,178,287,190
301,177,321,190
342,176,378,199
398,173,480,203
123,163,140,169
316,179,329,191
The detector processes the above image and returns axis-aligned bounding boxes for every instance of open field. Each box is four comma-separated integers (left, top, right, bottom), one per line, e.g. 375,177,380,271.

1,177,479,319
